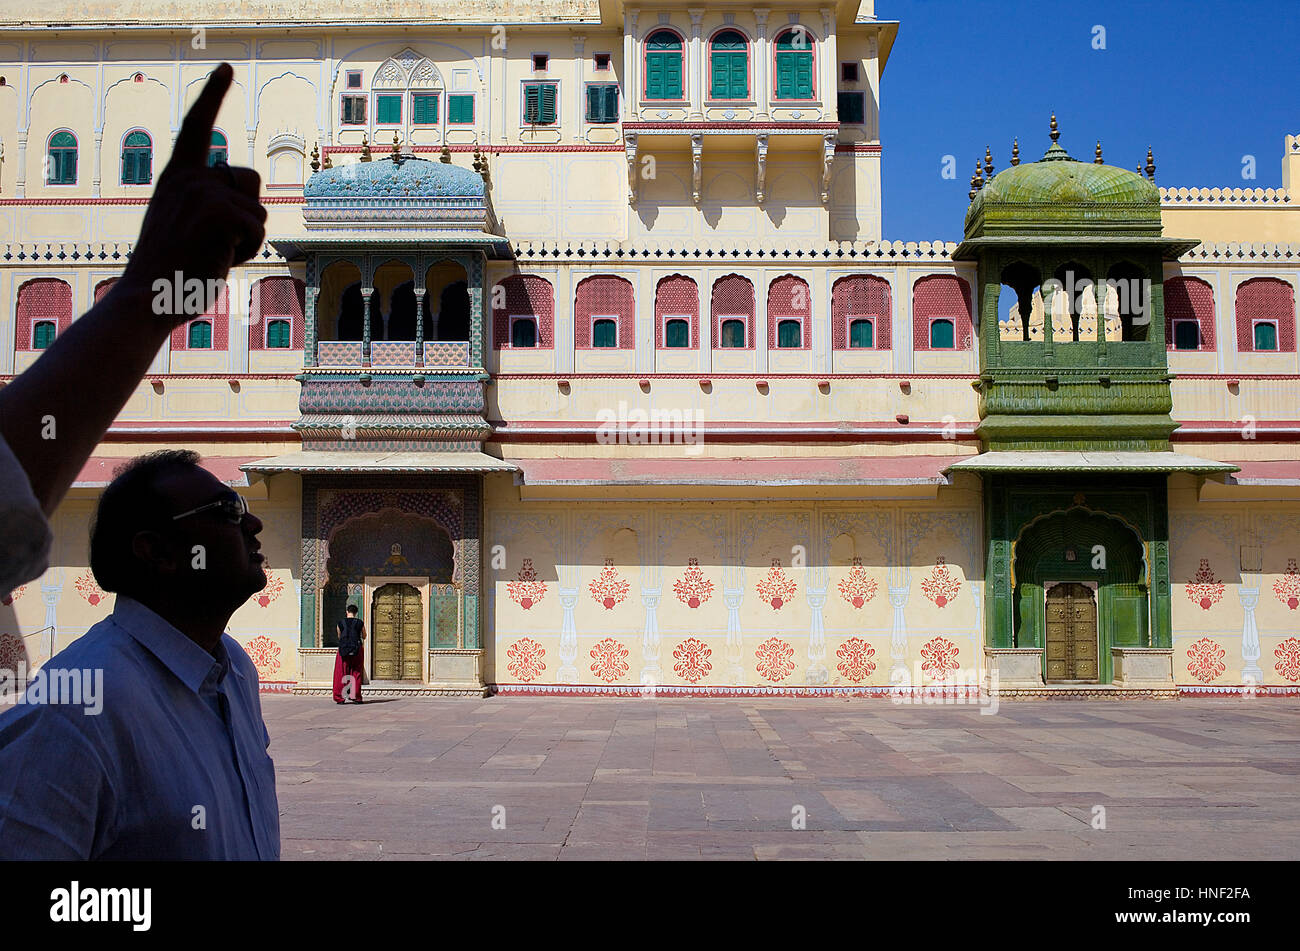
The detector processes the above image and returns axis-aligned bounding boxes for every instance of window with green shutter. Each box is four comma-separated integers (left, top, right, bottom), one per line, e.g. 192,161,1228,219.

48,131,77,184
585,83,620,123
207,130,228,166
1173,320,1200,351
1254,321,1278,351
411,93,439,124
121,131,152,184
720,318,746,348
376,94,402,124
837,91,865,124
592,318,618,348
448,94,474,124
32,321,56,350
645,30,684,100
777,319,802,348
188,319,212,349
523,83,558,125
775,29,814,99
929,319,955,349
511,317,537,348
664,318,689,348
266,319,291,349
709,30,748,99
849,318,874,348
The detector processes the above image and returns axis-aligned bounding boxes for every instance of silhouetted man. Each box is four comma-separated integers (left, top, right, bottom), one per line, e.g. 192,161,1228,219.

0,450,280,859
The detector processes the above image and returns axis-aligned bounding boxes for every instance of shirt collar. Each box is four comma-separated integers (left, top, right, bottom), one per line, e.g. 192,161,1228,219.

112,595,229,695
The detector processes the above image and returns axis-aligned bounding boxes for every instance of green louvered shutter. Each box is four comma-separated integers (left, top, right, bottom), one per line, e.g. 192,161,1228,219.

431,584,459,648
188,320,212,349
524,84,539,123
587,83,602,121
665,53,682,99
449,94,473,123
539,83,557,123
603,84,619,121
267,319,291,349
33,321,56,350
646,53,665,99
412,93,439,124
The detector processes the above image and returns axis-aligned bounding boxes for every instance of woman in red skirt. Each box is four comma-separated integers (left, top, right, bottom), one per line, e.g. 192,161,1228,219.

333,603,366,703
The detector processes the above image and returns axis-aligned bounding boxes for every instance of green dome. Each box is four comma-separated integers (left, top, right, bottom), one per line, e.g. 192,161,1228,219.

965,141,1161,238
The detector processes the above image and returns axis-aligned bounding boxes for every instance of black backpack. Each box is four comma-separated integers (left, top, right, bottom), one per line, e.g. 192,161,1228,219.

338,616,363,657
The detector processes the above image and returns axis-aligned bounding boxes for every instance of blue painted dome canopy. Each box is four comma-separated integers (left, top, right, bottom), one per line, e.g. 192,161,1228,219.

304,156,485,199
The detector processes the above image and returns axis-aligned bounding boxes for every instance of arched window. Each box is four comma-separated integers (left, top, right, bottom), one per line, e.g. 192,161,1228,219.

250,277,306,351
711,275,754,349
32,321,56,350
1235,277,1295,353
769,275,811,350
832,275,891,351
645,30,684,100
492,275,554,349
574,275,634,349
913,275,973,351
655,275,698,350
47,131,78,184
208,130,228,166
188,319,213,349
94,279,118,303
710,30,749,100
16,279,72,351
774,28,814,100
1164,276,1215,352
121,130,152,184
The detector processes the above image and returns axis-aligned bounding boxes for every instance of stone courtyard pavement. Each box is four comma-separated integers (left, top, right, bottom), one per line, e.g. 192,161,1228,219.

265,695,1300,860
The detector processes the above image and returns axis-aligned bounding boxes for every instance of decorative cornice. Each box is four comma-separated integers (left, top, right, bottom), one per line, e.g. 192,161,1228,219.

1161,185,1293,205
510,238,963,263
1177,241,1300,261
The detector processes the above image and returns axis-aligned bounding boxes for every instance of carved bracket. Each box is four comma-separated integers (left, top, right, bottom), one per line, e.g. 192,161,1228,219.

624,132,638,205
821,132,837,204
755,133,769,204
691,132,703,205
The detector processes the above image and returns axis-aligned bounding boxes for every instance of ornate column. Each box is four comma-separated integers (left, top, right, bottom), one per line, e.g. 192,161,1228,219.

640,585,662,686
820,8,836,117
1095,272,1109,358
624,10,640,120
246,129,256,166
887,564,911,683
754,9,770,120
92,130,104,196
469,254,485,368
1239,584,1264,687
414,288,426,366
304,284,320,367
361,287,373,366
688,8,705,119
557,565,580,683
723,565,745,684
806,564,828,684
15,129,27,197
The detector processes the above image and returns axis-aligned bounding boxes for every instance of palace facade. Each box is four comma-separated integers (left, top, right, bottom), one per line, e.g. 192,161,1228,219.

3,1,1300,697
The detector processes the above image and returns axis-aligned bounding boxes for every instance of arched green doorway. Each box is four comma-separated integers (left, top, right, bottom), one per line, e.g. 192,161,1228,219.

1013,507,1148,684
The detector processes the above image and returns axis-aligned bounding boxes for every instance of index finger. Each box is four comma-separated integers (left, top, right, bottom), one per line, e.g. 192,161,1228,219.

169,63,233,169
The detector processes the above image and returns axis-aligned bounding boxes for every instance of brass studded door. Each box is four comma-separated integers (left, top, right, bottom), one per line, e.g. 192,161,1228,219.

1045,583,1099,682
371,583,424,681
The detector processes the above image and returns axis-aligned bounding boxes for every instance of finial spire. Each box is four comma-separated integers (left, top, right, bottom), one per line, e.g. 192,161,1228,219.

1145,146,1156,181
391,130,401,159
1010,138,1020,167
1094,140,1103,164
310,143,320,173
1050,113,1059,144
359,135,372,162
322,149,332,169
439,144,451,163
984,145,994,181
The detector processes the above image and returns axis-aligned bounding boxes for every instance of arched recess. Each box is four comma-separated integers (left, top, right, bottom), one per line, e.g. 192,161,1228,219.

654,274,699,349
1012,507,1149,684
1164,275,1215,352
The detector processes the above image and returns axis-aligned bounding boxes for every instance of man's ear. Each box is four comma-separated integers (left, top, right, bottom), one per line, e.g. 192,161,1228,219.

130,530,181,575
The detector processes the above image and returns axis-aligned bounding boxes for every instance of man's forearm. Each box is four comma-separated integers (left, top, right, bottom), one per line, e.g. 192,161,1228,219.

0,279,172,514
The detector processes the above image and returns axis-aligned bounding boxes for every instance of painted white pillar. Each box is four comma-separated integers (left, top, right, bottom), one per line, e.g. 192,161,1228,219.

557,576,580,683
754,9,770,119
821,8,836,117
756,269,769,372
688,8,705,119
92,131,103,196
15,129,27,197
887,564,911,683
806,565,829,684
572,34,586,143
624,11,639,120
723,564,745,684
1239,584,1264,687
640,586,662,685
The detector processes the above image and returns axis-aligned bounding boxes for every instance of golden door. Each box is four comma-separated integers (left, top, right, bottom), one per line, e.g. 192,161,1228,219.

1044,582,1099,682
371,583,424,681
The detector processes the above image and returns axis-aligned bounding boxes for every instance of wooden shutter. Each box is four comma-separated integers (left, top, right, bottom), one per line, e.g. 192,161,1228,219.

603,84,619,120
646,53,664,99
665,53,682,98
540,83,557,123
795,52,813,98
775,53,794,98
524,84,539,123
412,94,438,124
710,51,729,98
586,84,602,121
730,52,747,97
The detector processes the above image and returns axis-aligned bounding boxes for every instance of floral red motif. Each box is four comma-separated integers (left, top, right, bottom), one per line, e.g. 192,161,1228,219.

835,637,877,683
673,558,715,609
589,637,630,682
507,637,546,682
920,636,961,681
0,633,25,674
75,570,105,607
1185,637,1227,684
672,637,713,683
1273,559,1300,610
837,558,878,609
755,636,796,682
244,635,282,679
507,558,547,610
1185,558,1225,610
1,584,25,606
257,564,285,608
588,558,630,610
1275,637,1300,683
921,557,961,608
756,559,797,610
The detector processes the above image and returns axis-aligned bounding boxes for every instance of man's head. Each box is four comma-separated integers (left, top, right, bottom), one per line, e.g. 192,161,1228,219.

89,450,266,613
346,604,358,617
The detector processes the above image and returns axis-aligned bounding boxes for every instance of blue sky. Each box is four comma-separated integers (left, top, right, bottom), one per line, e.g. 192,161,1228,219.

879,0,1300,239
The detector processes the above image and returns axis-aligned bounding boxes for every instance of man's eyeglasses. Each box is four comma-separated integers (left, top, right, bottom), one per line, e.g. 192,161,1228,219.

171,494,250,525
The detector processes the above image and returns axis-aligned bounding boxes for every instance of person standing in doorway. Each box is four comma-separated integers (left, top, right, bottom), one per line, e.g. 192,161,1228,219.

334,604,366,704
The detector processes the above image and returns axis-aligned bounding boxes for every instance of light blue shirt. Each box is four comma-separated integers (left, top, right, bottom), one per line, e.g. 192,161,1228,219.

0,596,280,860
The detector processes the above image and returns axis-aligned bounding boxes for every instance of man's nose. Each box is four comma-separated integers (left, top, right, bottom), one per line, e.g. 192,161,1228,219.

243,511,264,534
